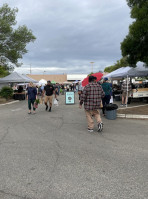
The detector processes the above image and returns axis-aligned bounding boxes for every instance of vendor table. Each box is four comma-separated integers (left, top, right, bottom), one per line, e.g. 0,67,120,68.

13,93,26,100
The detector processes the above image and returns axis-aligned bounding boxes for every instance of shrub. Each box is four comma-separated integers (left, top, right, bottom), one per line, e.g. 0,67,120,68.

0,86,13,99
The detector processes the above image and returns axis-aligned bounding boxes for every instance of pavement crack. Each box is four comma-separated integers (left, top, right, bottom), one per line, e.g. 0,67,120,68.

46,140,62,190
99,133,117,143
0,189,34,199
55,140,62,150
0,127,10,145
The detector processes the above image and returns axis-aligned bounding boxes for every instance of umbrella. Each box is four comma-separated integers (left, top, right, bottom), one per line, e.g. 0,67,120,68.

82,72,103,87
51,80,56,84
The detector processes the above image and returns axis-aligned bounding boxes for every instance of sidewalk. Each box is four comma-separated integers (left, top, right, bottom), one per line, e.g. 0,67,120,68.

115,99,148,119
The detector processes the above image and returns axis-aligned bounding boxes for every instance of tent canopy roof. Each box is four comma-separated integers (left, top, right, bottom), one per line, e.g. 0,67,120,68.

104,66,148,79
39,79,47,84
0,72,38,83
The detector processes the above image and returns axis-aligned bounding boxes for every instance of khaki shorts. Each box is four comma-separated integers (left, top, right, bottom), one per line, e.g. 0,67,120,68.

122,92,129,97
44,95,53,106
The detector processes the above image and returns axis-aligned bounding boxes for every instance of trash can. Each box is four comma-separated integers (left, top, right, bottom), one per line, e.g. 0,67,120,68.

114,95,120,101
105,104,118,120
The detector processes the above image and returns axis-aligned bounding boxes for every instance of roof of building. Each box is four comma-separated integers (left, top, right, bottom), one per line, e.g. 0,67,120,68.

27,74,67,83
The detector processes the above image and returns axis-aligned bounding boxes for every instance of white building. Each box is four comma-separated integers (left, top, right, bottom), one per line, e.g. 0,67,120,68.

67,74,87,81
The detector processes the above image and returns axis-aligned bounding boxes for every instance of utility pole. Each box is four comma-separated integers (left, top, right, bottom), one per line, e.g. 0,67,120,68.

30,64,32,74
90,62,94,73
43,70,46,78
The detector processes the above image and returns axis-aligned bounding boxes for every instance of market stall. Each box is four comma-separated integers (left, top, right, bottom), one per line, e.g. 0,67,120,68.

0,72,38,100
104,65,148,105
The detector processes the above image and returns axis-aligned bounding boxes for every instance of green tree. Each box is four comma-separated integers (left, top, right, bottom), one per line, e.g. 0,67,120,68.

104,57,129,72
0,4,36,75
0,65,9,77
121,0,148,67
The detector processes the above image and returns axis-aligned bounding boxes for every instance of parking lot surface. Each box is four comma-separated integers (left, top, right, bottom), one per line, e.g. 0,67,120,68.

0,94,148,199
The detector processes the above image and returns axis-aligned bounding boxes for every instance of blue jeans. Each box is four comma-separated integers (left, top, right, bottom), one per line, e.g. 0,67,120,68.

102,95,111,114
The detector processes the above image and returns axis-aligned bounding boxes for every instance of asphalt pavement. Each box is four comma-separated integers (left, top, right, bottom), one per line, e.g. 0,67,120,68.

0,94,148,199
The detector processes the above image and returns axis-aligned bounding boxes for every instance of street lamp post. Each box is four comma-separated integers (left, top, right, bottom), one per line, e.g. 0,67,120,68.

43,70,46,79
30,64,32,74
90,62,94,73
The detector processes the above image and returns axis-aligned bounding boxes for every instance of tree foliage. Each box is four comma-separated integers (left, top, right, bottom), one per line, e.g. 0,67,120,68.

0,86,13,99
0,65,9,77
0,4,36,75
104,57,129,72
121,0,148,67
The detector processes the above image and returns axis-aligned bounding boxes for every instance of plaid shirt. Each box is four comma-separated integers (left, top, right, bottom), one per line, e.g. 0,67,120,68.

80,82,105,110
122,82,132,92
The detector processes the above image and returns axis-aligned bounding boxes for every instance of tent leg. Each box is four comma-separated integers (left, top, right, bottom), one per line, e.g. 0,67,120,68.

126,75,128,108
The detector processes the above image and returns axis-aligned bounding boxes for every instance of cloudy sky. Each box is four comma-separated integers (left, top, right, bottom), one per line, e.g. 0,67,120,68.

1,0,132,74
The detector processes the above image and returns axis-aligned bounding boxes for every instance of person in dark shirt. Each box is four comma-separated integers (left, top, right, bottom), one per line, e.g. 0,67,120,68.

26,82,37,114
18,86,23,93
54,83,59,95
101,77,112,116
43,80,56,112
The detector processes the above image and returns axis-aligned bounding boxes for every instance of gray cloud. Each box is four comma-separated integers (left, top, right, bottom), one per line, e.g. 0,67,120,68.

0,0,132,74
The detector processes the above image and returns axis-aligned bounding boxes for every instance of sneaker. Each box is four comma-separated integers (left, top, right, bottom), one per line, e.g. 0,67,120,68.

49,107,51,112
120,104,124,106
98,122,103,132
88,128,93,133
45,105,48,111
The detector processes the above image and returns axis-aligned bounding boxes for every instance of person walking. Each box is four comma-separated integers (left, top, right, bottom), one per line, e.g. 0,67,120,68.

78,81,84,101
101,77,112,116
79,76,105,132
26,82,37,114
121,79,132,106
40,84,44,104
43,80,56,112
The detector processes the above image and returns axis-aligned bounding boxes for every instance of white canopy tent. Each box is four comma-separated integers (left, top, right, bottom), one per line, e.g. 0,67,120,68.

104,65,148,107
0,72,38,83
73,80,80,84
38,79,47,85
104,66,148,79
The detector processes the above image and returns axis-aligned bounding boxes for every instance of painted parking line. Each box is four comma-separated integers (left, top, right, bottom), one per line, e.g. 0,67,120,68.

11,108,22,112
0,100,19,106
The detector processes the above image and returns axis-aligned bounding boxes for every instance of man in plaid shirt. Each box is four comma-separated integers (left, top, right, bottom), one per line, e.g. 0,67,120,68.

79,76,105,132
121,80,132,106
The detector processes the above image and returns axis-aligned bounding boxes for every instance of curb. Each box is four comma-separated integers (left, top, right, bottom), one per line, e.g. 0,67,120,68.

0,100,19,106
118,104,148,110
117,104,148,119
117,114,148,119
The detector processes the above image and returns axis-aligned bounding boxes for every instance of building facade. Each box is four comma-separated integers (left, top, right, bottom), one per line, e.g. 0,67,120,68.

27,74,88,83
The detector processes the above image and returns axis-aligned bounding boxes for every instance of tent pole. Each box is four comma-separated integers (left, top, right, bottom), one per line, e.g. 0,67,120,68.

126,75,128,108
